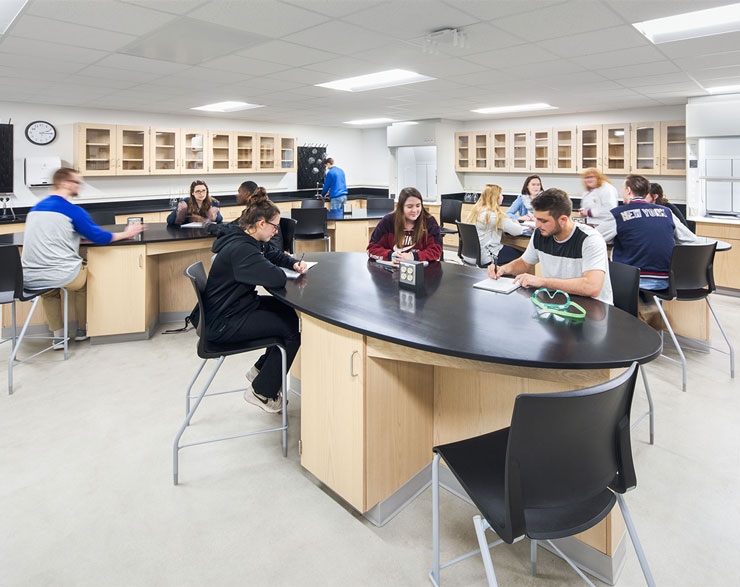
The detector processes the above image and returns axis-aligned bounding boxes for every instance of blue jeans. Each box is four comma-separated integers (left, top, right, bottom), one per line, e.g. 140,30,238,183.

330,195,347,210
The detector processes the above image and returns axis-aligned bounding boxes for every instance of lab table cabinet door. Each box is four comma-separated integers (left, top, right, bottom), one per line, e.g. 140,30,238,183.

300,315,366,512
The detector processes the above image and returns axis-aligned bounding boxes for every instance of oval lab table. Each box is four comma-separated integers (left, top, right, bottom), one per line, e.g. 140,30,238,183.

270,252,661,584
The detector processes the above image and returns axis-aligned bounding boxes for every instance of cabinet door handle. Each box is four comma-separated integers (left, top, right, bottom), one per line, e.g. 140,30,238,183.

138,254,143,268
350,350,359,377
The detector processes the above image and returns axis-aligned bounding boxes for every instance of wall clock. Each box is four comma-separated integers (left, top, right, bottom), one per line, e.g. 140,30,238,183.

25,120,57,145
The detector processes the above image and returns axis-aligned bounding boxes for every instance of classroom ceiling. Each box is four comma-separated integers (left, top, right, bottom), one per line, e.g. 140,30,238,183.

1,0,739,126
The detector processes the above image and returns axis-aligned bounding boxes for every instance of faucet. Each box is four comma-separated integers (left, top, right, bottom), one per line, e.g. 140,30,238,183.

1,196,16,220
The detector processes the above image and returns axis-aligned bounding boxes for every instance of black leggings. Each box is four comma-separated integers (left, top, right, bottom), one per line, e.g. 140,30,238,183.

211,296,300,399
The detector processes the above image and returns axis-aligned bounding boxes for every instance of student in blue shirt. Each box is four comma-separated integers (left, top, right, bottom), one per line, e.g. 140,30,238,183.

321,158,348,210
506,175,543,221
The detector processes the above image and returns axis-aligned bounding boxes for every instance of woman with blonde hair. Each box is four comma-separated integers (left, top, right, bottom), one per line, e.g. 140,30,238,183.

467,184,524,266
579,168,618,226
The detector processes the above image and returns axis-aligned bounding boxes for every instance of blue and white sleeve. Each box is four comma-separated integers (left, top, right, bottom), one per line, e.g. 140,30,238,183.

70,207,113,244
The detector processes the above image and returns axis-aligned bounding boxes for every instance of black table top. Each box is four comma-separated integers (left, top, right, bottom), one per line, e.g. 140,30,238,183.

0,223,213,247
269,252,662,370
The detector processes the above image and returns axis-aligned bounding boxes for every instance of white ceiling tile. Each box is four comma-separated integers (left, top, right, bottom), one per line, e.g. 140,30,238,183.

673,50,740,72
119,0,207,15
94,53,191,75
282,0,383,18
236,40,338,67
0,36,108,64
434,23,526,57
9,14,136,51
571,45,667,69
615,72,694,88
499,59,585,78
658,31,740,59
284,21,393,54
605,0,731,23
233,77,304,92
304,57,375,77
61,75,139,90
188,0,330,37
198,54,292,76
450,0,563,21
463,43,554,68
155,66,252,86
25,0,179,35
0,53,85,73
600,60,680,80
692,67,740,84
267,68,335,85
633,82,705,94
544,25,651,59
420,58,488,78
75,64,163,83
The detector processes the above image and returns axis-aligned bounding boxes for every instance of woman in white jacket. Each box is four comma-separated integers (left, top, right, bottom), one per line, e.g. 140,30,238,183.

579,168,618,226
466,184,524,266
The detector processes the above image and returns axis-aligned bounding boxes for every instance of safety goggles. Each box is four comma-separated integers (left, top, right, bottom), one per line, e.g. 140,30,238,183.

530,288,586,320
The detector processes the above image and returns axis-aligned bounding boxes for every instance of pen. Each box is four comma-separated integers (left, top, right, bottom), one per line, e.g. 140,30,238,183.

299,253,305,263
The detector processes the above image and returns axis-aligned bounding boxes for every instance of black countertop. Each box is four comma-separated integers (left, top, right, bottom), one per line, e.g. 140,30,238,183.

269,252,662,370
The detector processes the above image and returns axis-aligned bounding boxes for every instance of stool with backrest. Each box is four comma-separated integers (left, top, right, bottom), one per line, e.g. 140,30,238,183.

366,198,395,213
641,242,734,392
301,198,326,209
439,200,462,261
609,260,655,444
291,207,331,252
1,246,70,395
172,261,288,485
455,221,487,268
279,217,297,254
430,363,655,587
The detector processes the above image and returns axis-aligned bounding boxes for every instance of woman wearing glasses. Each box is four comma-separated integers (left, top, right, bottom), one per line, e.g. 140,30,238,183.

167,180,223,225
204,190,306,413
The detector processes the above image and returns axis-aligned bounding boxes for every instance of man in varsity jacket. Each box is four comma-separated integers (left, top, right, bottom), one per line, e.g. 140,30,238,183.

597,174,697,291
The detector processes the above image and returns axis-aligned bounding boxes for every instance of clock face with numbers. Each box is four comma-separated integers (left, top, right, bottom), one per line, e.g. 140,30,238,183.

25,120,57,145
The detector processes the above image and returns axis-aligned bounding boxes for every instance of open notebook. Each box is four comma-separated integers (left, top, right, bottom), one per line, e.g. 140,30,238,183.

473,276,520,294
180,222,204,228
281,262,318,279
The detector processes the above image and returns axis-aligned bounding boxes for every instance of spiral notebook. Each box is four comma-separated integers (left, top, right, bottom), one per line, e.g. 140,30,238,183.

473,277,520,294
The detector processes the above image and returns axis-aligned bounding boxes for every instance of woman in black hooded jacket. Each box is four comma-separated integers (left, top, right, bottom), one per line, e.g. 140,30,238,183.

204,191,306,413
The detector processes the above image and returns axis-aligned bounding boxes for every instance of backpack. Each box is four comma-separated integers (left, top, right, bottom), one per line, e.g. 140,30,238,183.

162,303,199,334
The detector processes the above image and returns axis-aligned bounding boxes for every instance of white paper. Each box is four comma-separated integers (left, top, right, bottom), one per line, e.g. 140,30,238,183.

473,277,520,294
180,222,204,228
282,261,317,279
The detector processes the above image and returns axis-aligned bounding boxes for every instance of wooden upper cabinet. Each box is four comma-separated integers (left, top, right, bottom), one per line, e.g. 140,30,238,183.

577,125,602,172
631,122,661,175
602,124,631,175
150,128,180,175
181,129,206,175
234,132,256,172
660,121,686,176
279,135,297,172
509,129,530,172
75,123,116,176
208,130,233,173
553,126,577,174
491,131,509,172
455,132,472,172
117,126,149,176
257,134,277,171
472,132,490,171
531,128,552,173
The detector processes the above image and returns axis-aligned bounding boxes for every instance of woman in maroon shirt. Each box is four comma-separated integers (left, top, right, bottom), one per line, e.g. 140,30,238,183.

367,187,442,264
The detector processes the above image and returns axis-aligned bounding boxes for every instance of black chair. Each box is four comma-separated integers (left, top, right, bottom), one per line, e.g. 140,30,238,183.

366,198,394,213
609,260,655,444
641,243,734,392
301,198,326,209
280,217,297,254
1,246,70,394
439,200,462,261
291,208,331,252
455,221,486,268
88,210,117,225
430,363,655,587
172,262,288,485
687,220,696,234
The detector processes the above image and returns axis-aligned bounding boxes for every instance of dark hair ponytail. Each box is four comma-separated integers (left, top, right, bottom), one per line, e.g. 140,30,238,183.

238,187,279,230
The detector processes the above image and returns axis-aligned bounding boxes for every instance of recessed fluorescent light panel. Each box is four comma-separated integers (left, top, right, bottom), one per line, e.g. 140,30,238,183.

705,84,740,94
633,3,740,44
317,69,435,92
471,103,558,114
0,0,27,34
191,101,263,112
344,118,396,125
393,121,420,126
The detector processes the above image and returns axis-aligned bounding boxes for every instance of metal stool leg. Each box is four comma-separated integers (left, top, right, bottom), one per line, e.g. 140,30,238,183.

8,296,41,395
641,366,655,445
530,539,537,576
62,287,69,361
707,297,735,379
431,453,441,586
616,494,656,587
185,358,208,417
279,344,288,458
473,516,498,587
11,300,17,350
654,298,687,392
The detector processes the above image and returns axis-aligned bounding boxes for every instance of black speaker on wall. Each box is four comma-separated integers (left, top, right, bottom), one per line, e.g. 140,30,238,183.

297,145,326,191
0,124,13,193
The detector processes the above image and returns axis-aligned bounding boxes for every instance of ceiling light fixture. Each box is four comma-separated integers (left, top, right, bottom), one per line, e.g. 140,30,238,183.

0,0,27,34
422,27,468,55
392,121,420,126
344,118,396,125
471,103,558,115
191,101,263,112
633,3,740,44
705,83,740,94
317,69,435,92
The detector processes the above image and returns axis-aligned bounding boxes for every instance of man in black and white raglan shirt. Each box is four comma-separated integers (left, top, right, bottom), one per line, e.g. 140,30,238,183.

489,188,613,304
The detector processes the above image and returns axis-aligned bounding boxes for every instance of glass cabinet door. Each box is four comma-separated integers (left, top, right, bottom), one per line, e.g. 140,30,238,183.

509,130,530,172
117,126,149,175
630,122,660,174
577,125,602,171
280,135,296,171
455,132,471,171
209,131,232,173
603,124,630,174
553,127,576,173
150,128,180,175
473,132,489,171
491,132,508,172
181,129,205,174
258,135,276,170
661,121,686,176
235,133,255,171
531,129,552,173
76,124,116,175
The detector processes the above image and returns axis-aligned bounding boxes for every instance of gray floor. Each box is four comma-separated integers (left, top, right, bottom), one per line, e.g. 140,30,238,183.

1,289,739,587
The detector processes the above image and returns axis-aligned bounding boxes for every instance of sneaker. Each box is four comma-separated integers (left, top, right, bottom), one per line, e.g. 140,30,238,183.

243,385,282,414
74,329,89,342
246,365,259,383
52,338,66,351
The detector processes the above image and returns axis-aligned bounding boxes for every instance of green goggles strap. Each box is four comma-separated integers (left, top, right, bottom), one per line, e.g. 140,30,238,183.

530,288,587,320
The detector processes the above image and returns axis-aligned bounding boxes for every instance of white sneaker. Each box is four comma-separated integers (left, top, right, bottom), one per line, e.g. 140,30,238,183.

243,385,282,414
52,329,66,351
246,365,259,383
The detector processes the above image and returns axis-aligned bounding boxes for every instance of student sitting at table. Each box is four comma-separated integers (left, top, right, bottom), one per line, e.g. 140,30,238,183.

167,180,223,225
203,190,305,413
367,187,442,264
506,175,542,221
489,188,613,304
649,182,690,229
466,183,524,266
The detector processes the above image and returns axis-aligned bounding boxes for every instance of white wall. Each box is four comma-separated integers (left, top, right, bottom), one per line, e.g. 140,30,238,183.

459,105,687,201
2,100,389,207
